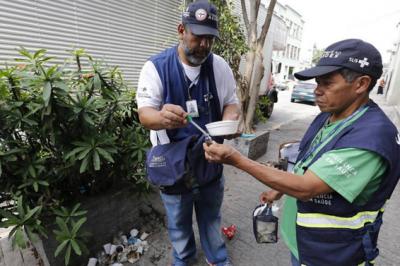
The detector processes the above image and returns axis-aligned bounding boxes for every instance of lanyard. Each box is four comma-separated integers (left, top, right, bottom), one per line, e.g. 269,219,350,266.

178,59,212,121
178,58,201,101
300,105,369,165
186,74,200,100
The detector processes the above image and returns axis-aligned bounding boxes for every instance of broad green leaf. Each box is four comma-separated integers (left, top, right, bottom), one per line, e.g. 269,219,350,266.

64,146,87,160
77,148,92,160
53,229,69,240
22,206,41,223
96,147,115,163
82,113,94,125
105,146,118,154
13,228,27,249
54,81,68,92
22,118,38,126
54,239,69,257
79,156,89,173
55,217,70,235
43,81,52,106
18,182,32,189
33,49,47,58
53,209,66,217
33,182,39,192
37,180,49,186
71,217,86,236
93,151,100,171
76,239,89,255
71,210,87,216
71,204,81,214
18,47,32,58
17,196,25,217
71,141,91,147
28,165,36,178
93,73,101,91
70,239,81,256
64,244,71,266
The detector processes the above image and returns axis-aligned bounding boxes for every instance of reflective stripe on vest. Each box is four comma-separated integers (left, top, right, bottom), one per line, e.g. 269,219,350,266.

297,207,385,229
358,260,375,265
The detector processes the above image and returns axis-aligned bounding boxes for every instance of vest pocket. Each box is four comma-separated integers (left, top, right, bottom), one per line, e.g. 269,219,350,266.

297,226,365,266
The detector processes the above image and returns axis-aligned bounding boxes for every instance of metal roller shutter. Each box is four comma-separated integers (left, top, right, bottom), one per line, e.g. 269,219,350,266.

0,0,183,87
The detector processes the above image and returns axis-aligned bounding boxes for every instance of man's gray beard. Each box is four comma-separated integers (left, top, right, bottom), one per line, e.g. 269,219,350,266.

183,45,210,66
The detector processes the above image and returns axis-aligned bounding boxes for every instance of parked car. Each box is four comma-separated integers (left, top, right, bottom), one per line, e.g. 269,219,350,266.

290,81,317,104
274,81,289,91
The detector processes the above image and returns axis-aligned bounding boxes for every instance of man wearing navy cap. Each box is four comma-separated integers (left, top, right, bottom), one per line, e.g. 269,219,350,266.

136,0,239,265
203,39,400,265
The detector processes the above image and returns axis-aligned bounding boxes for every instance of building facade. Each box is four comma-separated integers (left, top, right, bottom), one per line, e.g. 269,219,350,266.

384,22,400,127
270,1,304,83
0,0,183,87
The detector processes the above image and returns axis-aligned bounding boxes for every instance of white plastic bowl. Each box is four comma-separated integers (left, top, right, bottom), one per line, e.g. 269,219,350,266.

205,120,239,136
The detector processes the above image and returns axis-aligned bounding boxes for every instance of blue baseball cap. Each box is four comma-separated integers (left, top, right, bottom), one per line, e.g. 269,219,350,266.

295,39,383,80
182,0,219,38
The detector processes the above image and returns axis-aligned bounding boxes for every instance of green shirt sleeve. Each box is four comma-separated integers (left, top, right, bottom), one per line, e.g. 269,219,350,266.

309,148,387,205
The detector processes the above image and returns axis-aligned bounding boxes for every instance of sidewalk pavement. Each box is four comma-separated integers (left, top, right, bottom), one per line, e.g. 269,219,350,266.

0,233,50,266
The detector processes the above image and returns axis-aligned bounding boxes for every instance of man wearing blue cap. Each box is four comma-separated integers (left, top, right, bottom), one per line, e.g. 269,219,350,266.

136,1,240,265
203,39,400,265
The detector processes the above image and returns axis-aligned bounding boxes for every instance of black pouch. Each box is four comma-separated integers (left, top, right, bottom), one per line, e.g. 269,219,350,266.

252,204,279,243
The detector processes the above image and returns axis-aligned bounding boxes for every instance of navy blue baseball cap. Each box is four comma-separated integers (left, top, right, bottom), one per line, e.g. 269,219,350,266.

182,0,219,38
295,39,383,80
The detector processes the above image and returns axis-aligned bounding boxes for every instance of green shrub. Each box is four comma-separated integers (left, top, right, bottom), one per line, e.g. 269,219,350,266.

0,48,150,264
255,95,272,123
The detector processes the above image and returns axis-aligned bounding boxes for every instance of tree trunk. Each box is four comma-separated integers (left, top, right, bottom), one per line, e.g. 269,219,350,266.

244,49,264,132
239,0,277,133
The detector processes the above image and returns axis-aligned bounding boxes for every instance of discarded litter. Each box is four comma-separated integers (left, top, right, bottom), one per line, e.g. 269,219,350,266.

130,228,139,238
89,228,151,266
87,258,97,266
140,232,149,240
221,224,237,240
127,236,139,245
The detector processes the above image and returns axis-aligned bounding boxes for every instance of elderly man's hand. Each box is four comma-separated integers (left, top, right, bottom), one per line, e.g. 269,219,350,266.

203,141,241,165
259,190,283,204
159,104,188,129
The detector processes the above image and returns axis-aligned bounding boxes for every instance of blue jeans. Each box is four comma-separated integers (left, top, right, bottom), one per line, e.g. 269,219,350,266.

160,177,228,266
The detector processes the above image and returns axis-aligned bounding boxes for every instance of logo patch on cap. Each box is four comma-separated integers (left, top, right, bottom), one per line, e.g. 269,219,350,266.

195,8,207,21
321,50,341,58
349,57,370,68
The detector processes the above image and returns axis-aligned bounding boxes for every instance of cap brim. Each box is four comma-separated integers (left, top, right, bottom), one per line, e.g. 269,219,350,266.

294,66,342,80
187,24,219,38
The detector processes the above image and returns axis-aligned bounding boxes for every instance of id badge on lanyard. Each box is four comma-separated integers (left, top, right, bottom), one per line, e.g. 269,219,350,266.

185,73,201,118
186,100,199,118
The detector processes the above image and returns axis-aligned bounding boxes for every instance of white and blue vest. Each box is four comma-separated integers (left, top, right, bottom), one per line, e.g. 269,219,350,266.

150,46,224,186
